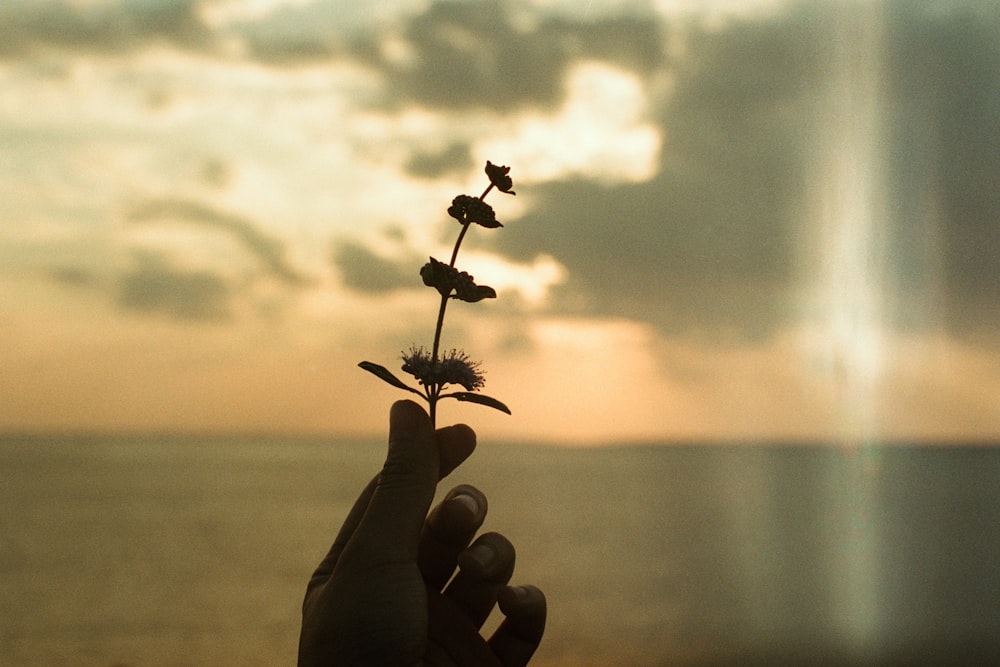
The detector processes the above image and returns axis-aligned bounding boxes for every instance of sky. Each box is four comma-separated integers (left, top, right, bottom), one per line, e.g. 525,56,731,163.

1,0,998,444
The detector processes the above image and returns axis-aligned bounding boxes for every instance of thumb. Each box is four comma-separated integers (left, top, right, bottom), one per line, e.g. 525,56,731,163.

349,400,440,564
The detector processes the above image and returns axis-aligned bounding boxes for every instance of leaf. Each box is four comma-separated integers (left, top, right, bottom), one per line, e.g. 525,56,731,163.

454,283,496,303
443,392,511,415
358,361,425,397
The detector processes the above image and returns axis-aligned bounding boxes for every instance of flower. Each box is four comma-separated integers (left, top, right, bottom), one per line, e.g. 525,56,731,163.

420,257,459,296
401,346,485,391
448,195,501,228
485,161,516,195
400,346,436,385
420,257,496,302
359,159,514,422
438,349,485,391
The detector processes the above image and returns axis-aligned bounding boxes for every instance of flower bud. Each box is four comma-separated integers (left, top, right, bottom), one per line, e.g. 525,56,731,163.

485,161,515,195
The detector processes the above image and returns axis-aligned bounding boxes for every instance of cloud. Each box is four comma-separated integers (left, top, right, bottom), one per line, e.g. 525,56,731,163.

501,176,798,340
0,0,215,59
117,252,232,321
882,2,1000,339
477,61,662,184
322,1,816,339
215,0,382,65
489,2,1000,343
345,0,666,111
237,14,343,64
493,9,827,338
8,0,993,349
332,240,417,293
48,265,97,287
404,142,475,179
127,198,308,286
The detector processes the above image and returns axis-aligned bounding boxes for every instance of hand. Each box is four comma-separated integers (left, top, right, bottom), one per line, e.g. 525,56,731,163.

299,400,546,666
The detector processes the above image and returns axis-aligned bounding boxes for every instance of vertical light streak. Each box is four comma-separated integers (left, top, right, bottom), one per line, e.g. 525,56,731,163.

810,8,888,445
802,0,888,657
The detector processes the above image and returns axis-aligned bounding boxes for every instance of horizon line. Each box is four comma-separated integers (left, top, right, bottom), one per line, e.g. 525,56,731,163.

1,429,997,449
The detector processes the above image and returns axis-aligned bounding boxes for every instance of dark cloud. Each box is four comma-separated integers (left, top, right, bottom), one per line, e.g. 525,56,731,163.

489,2,1000,342
332,240,417,293
50,266,97,287
244,37,338,64
405,142,475,179
238,17,341,65
128,199,308,286
347,0,666,111
117,253,231,321
501,177,799,341
883,1,1000,337
495,9,828,340
119,198,310,320
0,0,213,58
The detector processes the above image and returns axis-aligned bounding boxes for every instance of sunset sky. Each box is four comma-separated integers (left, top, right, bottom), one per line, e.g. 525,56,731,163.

1,0,998,444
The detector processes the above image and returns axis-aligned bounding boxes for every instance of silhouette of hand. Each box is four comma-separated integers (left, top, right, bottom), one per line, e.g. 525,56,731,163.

299,400,546,666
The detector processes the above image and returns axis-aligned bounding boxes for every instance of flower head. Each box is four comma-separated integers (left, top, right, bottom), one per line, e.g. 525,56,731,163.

448,194,501,228
485,161,516,195
438,349,485,391
401,346,485,391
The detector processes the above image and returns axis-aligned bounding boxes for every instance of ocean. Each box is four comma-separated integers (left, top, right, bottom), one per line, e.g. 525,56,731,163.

2,436,998,666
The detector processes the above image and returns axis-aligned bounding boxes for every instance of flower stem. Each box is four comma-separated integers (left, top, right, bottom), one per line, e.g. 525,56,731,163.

449,223,470,267
429,384,439,427
429,291,449,428
431,293,449,361
449,183,493,265
429,184,495,427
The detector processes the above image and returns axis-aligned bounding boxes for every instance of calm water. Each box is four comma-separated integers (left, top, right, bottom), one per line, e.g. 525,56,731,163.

2,436,999,666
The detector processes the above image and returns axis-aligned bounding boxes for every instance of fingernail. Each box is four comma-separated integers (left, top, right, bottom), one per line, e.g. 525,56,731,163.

463,543,495,571
507,585,529,601
451,492,480,517
390,400,423,431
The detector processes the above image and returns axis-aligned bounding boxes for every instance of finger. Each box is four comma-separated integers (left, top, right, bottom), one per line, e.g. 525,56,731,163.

419,485,488,590
427,592,503,667
308,414,476,590
438,423,476,478
445,532,516,629
488,585,547,666
306,475,377,590
343,399,439,566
